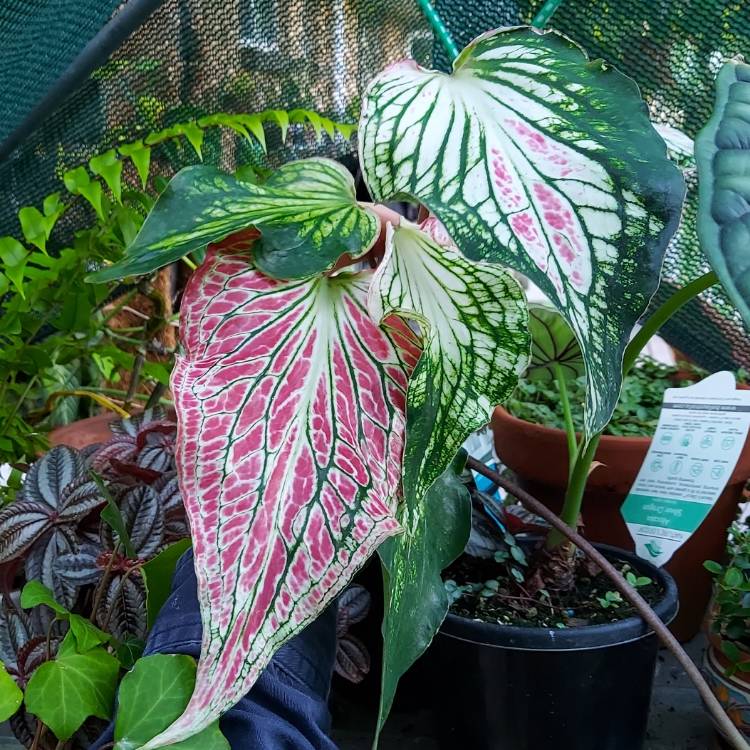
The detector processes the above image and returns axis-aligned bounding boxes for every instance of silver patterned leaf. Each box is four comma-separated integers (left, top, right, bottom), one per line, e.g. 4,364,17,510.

120,486,165,558
55,545,103,586
101,575,147,641
19,446,85,509
59,477,106,521
0,503,51,563
24,529,77,609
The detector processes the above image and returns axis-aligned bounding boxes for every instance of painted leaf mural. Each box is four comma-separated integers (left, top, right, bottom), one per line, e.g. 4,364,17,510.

143,234,419,747
376,452,471,743
369,218,529,508
360,26,685,436
88,158,379,283
696,60,750,329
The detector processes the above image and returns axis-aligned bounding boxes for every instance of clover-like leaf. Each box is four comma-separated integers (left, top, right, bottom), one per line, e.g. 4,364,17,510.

114,654,228,750
360,26,685,436
526,303,584,382
696,59,750,329
369,219,529,508
87,158,379,282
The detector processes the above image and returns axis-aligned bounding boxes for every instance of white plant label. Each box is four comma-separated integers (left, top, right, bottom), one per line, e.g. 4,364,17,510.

621,371,750,567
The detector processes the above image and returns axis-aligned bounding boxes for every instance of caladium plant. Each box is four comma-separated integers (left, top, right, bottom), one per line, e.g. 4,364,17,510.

85,26,685,748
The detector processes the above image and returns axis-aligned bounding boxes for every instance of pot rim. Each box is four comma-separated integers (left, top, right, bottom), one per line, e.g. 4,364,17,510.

492,405,651,446
440,544,679,652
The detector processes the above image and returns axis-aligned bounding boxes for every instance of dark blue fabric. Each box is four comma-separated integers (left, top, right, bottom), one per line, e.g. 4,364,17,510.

91,550,339,750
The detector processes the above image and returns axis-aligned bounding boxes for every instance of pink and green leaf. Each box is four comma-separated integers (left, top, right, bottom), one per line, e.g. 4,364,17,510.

142,234,419,747
369,219,529,509
360,26,685,436
87,158,379,283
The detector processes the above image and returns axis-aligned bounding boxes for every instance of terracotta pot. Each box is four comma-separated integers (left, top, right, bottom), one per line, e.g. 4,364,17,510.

491,406,750,641
703,628,750,741
48,413,119,449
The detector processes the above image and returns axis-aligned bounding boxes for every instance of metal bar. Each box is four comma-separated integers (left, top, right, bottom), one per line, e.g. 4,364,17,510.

0,0,168,164
417,0,459,63
532,0,567,29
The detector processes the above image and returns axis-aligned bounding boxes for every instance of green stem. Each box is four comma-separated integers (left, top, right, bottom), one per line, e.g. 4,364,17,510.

547,270,718,549
553,362,577,476
622,271,717,375
532,0,566,28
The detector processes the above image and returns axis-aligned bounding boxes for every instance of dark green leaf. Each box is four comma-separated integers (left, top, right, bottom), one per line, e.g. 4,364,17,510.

376,452,471,742
696,60,750,329
142,538,191,629
87,159,379,283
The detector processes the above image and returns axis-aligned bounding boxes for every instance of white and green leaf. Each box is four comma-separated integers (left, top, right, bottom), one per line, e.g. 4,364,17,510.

696,59,750,329
369,219,529,509
87,158,378,283
360,26,685,436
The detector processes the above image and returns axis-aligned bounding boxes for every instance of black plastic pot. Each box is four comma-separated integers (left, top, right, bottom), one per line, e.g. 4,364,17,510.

430,544,679,750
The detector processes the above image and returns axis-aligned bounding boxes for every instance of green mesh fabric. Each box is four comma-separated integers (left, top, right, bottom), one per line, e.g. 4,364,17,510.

1,0,748,371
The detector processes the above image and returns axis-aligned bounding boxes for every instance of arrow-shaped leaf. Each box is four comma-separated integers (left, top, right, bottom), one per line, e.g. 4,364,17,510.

360,26,685,436
696,59,750,329
376,452,471,743
141,235,418,746
526,303,584,382
369,219,529,508
87,158,379,283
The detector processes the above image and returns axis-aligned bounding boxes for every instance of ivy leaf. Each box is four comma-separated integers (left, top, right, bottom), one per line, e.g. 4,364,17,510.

369,219,529,508
90,149,124,204
142,539,191,629
24,647,119,740
20,581,109,652
0,661,22,722
18,202,61,255
86,158,379,283
114,654,228,750
360,26,685,437
376,452,471,742
696,59,750,330
526,303,584,382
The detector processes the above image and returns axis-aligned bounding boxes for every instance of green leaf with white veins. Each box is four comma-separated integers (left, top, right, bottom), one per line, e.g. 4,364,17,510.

369,218,529,508
360,26,685,437
87,158,378,283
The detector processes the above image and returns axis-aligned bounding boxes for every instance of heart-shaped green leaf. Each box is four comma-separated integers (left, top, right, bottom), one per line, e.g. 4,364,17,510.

696,59,750,330
526,303,584,382
376,452,470,743
25,647,119,740
114,654,228,750
360,26,685,437
369,219,529,508
87,158,378,283
0,661,22,722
